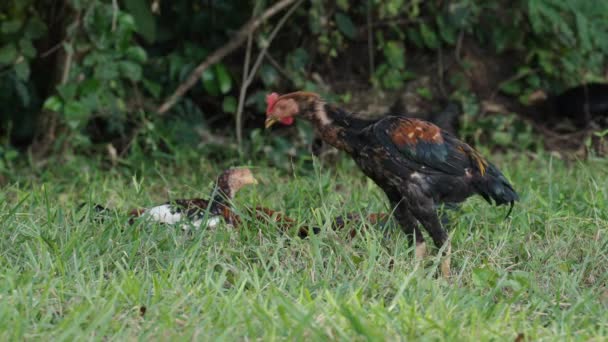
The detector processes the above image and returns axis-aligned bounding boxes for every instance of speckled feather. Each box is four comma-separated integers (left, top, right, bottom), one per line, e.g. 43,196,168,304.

371,117,489,177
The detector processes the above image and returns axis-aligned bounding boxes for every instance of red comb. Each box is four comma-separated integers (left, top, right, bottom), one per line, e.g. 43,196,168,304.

266,92,280,115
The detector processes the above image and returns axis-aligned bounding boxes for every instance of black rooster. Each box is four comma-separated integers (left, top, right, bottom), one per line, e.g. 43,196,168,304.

265,92,519,277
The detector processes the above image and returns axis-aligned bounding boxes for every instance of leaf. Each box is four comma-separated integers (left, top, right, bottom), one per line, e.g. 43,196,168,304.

335,12,356,39
259,63,279,86
437,15,456,45
419,22,439,49
1,20,21,34
383,0,404,17
19,39,36,59
373,63,404,90
287,48,309,70
78,79,101,97
201,68,219,96
79,91,99,113
215,64,232,94
70,0,86,11
43,96,63,112
15,81,30,106
575,12,591,51
336,0,349,11
493,131,511,146
64,101,90,122
142,79,162,99
57,83,78,101
14,62,30,80
447,2,471,29
117,13,137,33
383,41,405,69
406,27,424,48
24,17,47,39
125,46,147,63
416,87,433,100
222,96,237,113
123,0,157,43
94,61,119,81
0,44,17,64
183,43,208,60
168,54,185,81
119,60,143,81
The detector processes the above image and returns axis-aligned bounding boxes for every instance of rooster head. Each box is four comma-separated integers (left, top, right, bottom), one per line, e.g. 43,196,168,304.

265,91,321,129
265,92,295,128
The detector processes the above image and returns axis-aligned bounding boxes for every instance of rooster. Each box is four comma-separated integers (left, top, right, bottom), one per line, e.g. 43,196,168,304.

90,168,319,237
265,91,519,277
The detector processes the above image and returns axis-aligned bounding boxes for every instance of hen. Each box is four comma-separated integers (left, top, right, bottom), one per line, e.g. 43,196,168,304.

265,91,519,277
127,168,257,230
92,168,319,238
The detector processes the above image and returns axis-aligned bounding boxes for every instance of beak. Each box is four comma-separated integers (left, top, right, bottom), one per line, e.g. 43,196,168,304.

265,117,278,129
245,173,259,185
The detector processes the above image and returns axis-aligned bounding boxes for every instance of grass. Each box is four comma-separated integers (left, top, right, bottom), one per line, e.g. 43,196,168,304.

0,152,607,340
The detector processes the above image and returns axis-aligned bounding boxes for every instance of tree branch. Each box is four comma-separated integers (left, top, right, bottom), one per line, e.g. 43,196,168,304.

235,32,254,150
156,0,297,115
235,0,303,150
366,0,375,78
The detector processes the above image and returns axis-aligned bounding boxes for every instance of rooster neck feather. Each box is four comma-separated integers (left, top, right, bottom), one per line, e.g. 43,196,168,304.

297,99,369,153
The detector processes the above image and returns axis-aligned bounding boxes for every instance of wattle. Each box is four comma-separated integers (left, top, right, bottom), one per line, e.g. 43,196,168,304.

280,117,294,125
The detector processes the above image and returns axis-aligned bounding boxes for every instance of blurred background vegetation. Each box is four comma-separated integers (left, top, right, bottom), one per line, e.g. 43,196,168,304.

1,0,608,174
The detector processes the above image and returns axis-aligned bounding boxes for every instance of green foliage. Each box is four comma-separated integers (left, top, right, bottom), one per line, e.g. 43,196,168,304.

0,144,17,175
1,0,608,156
372,40,413,89
123,0,156,43
458,92,540,151
50,1,147,135
0,0,48,142
515,0,608,93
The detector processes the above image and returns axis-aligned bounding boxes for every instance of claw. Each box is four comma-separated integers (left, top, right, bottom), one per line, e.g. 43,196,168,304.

440,242,452,279
415,241,427,259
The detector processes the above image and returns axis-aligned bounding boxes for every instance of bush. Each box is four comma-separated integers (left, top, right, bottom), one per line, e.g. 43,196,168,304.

0,0,606,158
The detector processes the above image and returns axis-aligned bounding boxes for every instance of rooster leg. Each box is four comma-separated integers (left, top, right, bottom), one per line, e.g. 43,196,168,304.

387,190,426,258
408,196,451,278
437,207,451,228
441,242,451,279
436,203,461,228
415,240,427,259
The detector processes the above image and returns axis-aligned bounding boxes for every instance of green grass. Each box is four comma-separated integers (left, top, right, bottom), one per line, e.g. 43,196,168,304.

0,153,607,340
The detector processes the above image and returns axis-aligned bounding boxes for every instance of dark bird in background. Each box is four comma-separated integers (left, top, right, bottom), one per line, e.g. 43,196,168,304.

530,83,608,130
265,91,519,277
87,168,320,238
390,99,462,135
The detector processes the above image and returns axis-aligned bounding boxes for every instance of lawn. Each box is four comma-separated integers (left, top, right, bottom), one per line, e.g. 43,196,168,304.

0,152,606,340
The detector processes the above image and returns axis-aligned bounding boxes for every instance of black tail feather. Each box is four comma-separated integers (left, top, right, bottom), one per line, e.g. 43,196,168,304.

474,164,519,219
297,226,321,238
78,203,112,223
504,201,514,220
